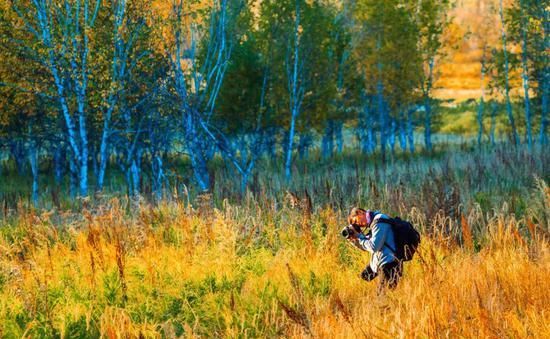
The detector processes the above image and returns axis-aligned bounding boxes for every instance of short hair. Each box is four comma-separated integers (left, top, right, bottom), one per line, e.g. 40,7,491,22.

348,207,366,224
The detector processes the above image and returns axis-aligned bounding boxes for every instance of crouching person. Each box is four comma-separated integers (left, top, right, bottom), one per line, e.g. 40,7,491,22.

344,208,412,294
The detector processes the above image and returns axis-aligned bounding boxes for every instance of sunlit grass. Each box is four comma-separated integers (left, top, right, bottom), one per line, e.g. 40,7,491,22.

0,177,548,337
0,145,548,337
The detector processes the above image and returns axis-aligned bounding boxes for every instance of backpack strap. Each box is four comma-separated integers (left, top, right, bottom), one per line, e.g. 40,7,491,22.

372,217,397,254
384,242,397,254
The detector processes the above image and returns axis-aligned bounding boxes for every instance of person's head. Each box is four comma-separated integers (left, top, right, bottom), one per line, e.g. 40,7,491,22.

348,208,377,227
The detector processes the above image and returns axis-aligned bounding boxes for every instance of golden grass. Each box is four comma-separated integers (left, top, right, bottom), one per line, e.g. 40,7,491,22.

0,196,548,338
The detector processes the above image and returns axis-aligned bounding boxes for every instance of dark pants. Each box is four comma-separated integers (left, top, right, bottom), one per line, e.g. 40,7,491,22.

361,261,403,294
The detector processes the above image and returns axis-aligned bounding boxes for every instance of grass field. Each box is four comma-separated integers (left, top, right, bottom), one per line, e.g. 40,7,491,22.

0,145,548,338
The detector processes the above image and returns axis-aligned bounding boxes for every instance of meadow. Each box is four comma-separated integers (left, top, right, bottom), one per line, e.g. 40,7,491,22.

0,144,548,338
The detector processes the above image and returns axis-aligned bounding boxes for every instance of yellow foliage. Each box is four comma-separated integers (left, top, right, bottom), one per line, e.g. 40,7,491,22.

0,199,548,337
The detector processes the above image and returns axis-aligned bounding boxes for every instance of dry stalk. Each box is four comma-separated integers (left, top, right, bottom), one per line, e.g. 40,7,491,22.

460,214,474,251
277,300,311,335
330,292,369,338
114,228,128,305
279,263,312,334
301,190,313,250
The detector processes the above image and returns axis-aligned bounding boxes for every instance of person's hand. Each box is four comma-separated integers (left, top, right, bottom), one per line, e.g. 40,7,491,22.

345,225,361,240
347,226,359,239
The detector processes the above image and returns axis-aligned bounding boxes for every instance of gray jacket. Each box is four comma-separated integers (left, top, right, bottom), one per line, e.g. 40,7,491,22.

356,213,397,273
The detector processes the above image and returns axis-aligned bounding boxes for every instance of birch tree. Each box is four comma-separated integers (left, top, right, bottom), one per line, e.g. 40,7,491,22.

96,0,150,192
321,1,354,158
474,0,498,147
168,0,243,192
518,0,533,149
353,0,422,157
499,0,519,145
283,0,305,180
8,0,105,196
7,0,150,196
507,0,548,146
216,28,272,193
415,0,451,152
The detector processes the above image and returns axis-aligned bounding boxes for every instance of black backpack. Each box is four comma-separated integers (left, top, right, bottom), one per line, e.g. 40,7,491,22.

375,217,421,261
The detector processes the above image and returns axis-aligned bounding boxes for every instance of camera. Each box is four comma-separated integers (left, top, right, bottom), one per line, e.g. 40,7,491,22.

341,224,361,239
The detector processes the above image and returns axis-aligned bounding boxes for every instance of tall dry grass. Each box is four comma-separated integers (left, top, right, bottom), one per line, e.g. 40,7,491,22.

0,184,548,337
0,145,548,337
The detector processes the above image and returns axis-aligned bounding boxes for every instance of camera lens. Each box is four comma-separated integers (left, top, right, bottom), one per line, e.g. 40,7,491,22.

341,228,350,238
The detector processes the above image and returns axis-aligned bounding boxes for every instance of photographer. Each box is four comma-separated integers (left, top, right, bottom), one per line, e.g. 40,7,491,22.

344,208,403,294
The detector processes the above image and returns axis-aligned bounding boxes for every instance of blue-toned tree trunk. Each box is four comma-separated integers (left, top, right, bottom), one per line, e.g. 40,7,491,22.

519,0,533,150
170,0,235,191
477,46,487,147
389,118,396,155
398,110,407,151
148,109,169,202
28,142,39,206
298,133,311,160
91,145,98,179
376,29,387,160
69,158,78,199
335,121,343,154
97,0,139,192
407,107,415,154
377,80,386,160
285,0,304,181
322,121,334,158
539,6,549,145
264,128,277,159
152,153,164,202
9,140,25,175
499,0,519,145
424,57,435,152
53,145,65,186
129,158,140,198
188,116,211,192
477,98,485,147
78,112,89,197
285,109,298,179
490,101,498,145
15,0,103,197
361,94,376,154
541,75,549,145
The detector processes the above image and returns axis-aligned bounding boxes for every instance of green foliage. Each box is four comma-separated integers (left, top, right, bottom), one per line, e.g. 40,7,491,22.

504,0,548,102
103,270,125,307
354,0,422,103
64,315,100,339
474,191,492,212
306,271,331,297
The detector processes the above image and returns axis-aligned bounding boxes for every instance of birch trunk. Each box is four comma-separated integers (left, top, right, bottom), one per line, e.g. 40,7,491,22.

490,101,498,145
399,110,407,151
477,47,487,147
335,121,343,154
28,142,39,206
539,6,549,145
285,0,302,181
519,0,532,150
424,57,434,152
407,108,415,154
499,0,519,145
